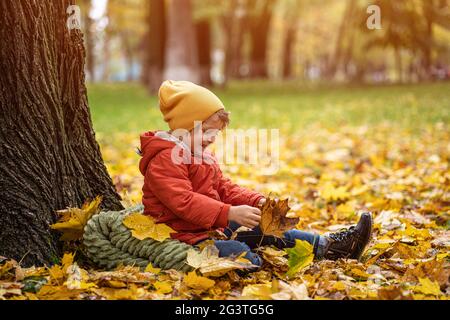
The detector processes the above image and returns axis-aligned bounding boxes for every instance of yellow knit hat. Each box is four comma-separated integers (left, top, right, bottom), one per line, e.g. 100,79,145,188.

158,80,225,131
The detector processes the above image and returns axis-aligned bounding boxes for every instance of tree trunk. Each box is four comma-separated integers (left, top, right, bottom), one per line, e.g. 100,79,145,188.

121,31,135,82
328,0,356,79
163,0,199,82
102,31,111,82
434,0,450,30
196,20,212,86
283,25,295,79
102,1,112,82
248,0,274,78
394,47,403,83
142,0,166,93
0,0,123,267
222,0,246,82
422,0,434,80
81,0,95,82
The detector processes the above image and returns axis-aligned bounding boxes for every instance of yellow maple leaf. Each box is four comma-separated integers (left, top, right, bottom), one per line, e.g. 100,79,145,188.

36,284,84,300
241,283,273,299
144,263,161,274
123,213,175,241
259,196,299,237
50,196,102,241
401,224,432,240
259,246,289,268
320,182,350,202
64,263,97,290
153,281,173,294
332,281,347,291
413,278,442,296
183,271,215,291
61,252,75,272
92,284,145,300
48,265,65,284
336,201,356,217
436,252,448,261
351,268,371,279
47,252,75,283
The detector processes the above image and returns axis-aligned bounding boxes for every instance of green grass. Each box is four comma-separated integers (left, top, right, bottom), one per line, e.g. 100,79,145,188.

87,81,450,134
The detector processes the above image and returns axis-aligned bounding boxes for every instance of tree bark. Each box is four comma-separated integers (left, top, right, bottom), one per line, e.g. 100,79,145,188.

0,0,123,267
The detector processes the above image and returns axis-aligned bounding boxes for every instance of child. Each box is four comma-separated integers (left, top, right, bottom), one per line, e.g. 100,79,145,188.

139,80,372,272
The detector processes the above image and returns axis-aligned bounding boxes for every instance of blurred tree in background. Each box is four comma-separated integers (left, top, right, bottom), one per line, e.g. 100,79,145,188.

80,0,449,89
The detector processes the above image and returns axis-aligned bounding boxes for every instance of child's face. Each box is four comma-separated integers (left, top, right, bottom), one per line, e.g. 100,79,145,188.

188,114,225,151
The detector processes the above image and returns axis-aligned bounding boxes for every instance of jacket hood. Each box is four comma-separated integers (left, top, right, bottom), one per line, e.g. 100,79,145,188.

138,131,177,175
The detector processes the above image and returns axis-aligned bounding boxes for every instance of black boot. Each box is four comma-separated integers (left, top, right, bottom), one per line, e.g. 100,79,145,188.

322,212,373,261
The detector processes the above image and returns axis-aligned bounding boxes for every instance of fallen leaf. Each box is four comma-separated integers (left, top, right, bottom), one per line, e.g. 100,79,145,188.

123,213,176,241
320,182,350,202
332,281,347,291
186,245,257,277
230,226,253,240
92,284,146,300
260,197,299,237
64,263,96,290
50,196,102,241
183,271,215,291
241,282,273,299
153,281,173,294
271,281,310,300
144,263,161,274
206,229,228,240
412,278,442,296
285,240,314,278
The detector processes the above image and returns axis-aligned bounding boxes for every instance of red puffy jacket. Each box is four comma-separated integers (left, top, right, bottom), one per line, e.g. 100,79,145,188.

139,131,264,245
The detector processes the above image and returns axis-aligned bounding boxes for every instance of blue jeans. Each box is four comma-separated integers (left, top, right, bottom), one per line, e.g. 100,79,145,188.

194,221,327,273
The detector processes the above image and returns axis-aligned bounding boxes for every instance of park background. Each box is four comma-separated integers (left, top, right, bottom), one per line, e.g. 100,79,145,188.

0,0,449,300
84,0,449,299
80,0,450,205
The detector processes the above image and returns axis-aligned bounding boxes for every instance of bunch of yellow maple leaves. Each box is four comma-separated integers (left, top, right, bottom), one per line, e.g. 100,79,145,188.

1,123,448,300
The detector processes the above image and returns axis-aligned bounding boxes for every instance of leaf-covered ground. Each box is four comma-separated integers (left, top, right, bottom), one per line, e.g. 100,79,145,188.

1,123,448,300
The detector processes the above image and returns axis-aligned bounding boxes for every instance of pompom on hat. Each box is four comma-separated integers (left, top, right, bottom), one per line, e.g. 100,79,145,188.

158,80,225,131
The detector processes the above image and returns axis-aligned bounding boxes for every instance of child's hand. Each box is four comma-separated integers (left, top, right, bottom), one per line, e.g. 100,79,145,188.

258,197,280,208
228,205,261,229
257,198,267,208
